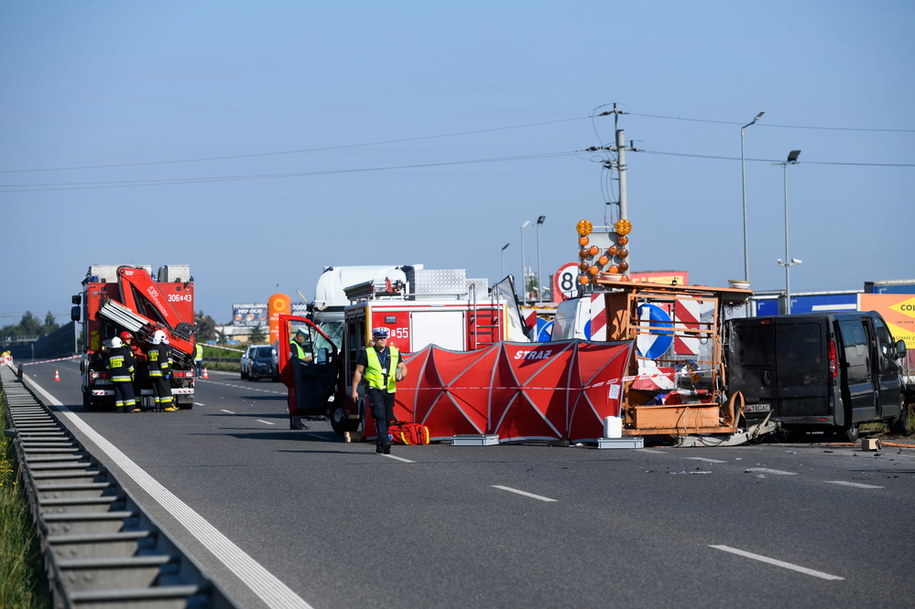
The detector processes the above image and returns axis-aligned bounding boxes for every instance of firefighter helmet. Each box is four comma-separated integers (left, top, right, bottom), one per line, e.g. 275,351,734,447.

151,330,168,345
110,336,123,349
119,331,132,342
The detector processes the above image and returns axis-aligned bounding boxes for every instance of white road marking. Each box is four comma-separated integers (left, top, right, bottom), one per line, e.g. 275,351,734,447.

220,409,235,414
710,545,844,581
639,449,666,454
745,467,797,475
25,378,316,609
685,457,725,463
825,480,883,489
256,419,276,426
207,380,285,395
194,402,205,406
384,453,414,463
492,485,557,503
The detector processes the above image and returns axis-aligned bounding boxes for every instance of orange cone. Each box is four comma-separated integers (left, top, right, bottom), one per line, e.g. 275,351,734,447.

202,367,209,379
54,369,60,381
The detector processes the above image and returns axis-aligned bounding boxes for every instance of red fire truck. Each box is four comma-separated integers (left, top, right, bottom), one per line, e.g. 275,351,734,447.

71,265,197,410
279,267,531,433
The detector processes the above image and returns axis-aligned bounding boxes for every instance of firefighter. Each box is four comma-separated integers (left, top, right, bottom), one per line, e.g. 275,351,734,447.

147,329,178,412
118,331,144,409
350,327,408,454
107,336,137,413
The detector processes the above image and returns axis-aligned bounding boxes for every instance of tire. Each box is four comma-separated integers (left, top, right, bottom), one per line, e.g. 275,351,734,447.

839,423,859,443
891,403,913,436
330,405,359,434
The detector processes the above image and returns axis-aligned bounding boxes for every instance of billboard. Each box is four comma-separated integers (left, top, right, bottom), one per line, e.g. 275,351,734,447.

233,302,309,327
232,303,268,327
859,293,915,348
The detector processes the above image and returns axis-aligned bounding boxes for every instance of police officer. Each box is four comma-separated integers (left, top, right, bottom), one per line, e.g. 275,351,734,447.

148,329,178,412
288,328,313,429
350,327,407,454
194,342,204,378
107,336,137,413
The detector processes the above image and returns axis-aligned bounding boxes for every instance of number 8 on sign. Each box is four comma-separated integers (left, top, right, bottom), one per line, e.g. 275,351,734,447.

553,263,580,301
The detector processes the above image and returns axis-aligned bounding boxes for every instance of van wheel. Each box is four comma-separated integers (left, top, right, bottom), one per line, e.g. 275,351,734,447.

840,424,859,443
892,403,913,436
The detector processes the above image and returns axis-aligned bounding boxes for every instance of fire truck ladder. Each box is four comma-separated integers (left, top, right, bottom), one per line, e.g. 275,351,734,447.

97,298,149,334
467,284,500,349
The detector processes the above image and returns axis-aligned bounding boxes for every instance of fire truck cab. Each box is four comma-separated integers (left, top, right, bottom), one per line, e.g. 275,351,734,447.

296,266,531,434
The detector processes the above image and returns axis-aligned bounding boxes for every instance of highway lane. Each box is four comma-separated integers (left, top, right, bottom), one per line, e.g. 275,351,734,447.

10,360,915,609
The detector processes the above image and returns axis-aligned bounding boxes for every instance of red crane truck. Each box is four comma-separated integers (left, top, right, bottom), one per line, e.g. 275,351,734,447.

71,264,197,410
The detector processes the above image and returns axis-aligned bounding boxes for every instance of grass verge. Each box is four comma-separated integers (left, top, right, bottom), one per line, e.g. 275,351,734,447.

0,387,48,609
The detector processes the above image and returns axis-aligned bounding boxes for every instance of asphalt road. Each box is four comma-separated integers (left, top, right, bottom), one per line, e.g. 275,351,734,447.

11,359,915,609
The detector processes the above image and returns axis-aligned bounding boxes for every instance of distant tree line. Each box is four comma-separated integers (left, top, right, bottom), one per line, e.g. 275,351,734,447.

0,311,59,343
1,310,223,346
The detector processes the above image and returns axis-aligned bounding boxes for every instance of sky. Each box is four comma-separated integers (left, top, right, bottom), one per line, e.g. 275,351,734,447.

2,0,913,325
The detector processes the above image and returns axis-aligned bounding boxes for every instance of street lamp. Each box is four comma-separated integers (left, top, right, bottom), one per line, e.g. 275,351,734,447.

535,215,546,303
500,242,510,278
520,220,531,302
775,150,802,313
740,111,764,316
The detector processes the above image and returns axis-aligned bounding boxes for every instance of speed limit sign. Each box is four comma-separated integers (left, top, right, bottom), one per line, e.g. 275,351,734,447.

552,262,580,301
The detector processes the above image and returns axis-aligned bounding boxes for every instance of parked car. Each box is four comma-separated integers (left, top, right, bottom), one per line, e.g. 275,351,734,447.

725,311,909,440
240,344,279,381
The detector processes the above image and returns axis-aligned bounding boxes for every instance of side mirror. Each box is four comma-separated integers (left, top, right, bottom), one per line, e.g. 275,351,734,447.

895,339,907,360
70,306,81,322
72,294,81,305
316,347,329,364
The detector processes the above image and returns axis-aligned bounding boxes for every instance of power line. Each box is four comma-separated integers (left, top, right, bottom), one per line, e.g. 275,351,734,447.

638,149,915,167
0,150,579,193
628,111,915,133
0,116,590,174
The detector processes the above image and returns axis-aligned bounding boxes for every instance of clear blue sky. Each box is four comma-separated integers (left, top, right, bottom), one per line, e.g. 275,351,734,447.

2,0,913,324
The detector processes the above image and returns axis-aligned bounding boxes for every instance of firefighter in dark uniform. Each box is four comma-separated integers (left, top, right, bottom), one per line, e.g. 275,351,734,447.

148,329,178,412
119,330,144,406
350,327,407,454
107,336,137,413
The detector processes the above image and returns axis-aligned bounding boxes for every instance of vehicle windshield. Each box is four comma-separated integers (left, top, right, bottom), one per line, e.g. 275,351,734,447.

254,346,273,359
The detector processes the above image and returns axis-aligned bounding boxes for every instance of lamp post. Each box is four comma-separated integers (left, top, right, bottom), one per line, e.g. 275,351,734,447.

535,215,546,302
520,220,531,302
500,242,510,279
775,150,802,314
740,111,765,316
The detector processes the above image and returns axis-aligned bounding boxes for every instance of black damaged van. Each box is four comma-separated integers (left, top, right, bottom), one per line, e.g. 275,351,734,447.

725,311,909,440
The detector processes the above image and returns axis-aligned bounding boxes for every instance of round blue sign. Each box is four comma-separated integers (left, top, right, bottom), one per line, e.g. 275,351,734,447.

636,303,674,359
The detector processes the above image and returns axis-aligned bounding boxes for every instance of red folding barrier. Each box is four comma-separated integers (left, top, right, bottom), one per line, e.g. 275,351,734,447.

384,339,633,444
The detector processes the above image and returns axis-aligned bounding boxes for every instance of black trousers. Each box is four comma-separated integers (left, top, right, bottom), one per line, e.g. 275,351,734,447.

366,387,395,447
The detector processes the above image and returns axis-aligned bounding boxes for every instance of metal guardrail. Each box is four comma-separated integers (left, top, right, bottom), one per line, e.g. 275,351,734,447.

1,365,239,609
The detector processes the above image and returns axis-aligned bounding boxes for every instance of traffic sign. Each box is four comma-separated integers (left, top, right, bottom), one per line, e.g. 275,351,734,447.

636,303,674,359
553,263,579,301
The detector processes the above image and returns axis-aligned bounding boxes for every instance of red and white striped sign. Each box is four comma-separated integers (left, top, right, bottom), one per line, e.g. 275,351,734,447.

673,298,700,355
588,294,607,340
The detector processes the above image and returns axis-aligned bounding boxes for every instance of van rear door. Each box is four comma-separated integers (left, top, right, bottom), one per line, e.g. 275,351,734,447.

774,318,830,419
727,316,830,421
726,318,778,416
